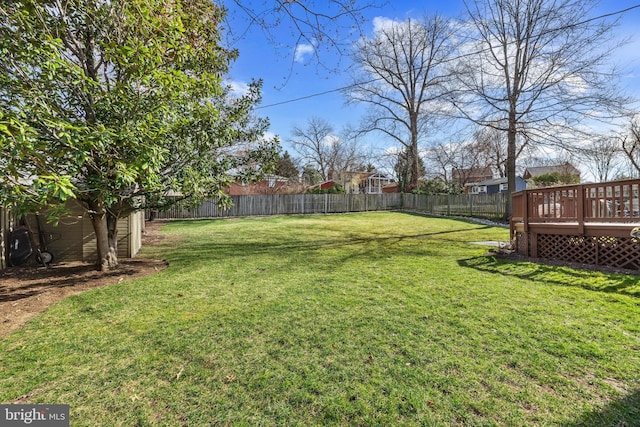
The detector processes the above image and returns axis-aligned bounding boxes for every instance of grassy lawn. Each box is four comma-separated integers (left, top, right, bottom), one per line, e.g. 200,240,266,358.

1,212,639,426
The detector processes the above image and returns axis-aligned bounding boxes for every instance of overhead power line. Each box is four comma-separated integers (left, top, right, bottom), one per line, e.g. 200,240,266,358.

255,3,640,111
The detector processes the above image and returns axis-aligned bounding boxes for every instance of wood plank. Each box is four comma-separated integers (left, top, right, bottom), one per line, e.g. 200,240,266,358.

526,222,640,238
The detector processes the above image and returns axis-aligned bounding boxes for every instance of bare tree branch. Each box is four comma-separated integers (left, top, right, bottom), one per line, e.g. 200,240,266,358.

290,117,366,181
455,0,632,216
223,0,383,74
346,15,458,190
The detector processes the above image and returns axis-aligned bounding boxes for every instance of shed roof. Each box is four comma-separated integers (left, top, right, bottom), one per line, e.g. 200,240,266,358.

523,163,580,178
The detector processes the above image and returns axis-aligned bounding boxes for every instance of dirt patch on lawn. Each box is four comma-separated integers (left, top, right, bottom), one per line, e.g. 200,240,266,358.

0,220,168,339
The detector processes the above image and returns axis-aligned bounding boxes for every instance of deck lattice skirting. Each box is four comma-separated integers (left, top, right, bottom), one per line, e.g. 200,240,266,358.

511,179,640,271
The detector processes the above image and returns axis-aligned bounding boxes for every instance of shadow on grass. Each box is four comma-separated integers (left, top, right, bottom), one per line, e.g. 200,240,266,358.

458,256,640,298
402,210,508,226
0,261,151,303
161,221,493,269
563,389,640,427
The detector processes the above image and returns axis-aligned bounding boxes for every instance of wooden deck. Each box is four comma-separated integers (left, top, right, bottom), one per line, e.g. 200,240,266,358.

510,179,640,270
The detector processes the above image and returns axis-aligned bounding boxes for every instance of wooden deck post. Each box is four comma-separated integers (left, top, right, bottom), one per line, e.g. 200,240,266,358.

523,191,529,233
577,184,584,235
530,232,537,258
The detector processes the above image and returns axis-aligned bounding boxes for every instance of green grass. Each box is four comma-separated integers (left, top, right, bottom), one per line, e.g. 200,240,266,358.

1,212,639,426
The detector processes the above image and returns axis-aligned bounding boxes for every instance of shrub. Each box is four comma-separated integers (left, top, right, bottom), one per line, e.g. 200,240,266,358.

306,183,346,194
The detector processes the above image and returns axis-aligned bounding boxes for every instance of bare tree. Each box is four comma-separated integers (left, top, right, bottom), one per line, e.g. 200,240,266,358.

291,118,333,181
290,117,364,181
579,135,623,182
621,119,640,177
375,147,403,182
471,126,509,178
224,0,381,71
425,142,476,183
424,144,456,182
346,15,457,191
456,0,630,216
326,135,366,178
425,133,508,186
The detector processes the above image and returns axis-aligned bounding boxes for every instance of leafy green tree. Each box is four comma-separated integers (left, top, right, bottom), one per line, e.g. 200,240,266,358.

531,172,579,188
306,183,346,194
275,151,299,179
415,178,463,195
0,0,277,270
301,165,323,186
394,148,427,192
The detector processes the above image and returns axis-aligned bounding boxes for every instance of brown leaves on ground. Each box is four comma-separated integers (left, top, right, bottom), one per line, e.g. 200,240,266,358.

0,220,168,339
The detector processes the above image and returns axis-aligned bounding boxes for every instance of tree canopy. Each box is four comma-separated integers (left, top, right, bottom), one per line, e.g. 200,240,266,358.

275,151,299,179
0,0,278,270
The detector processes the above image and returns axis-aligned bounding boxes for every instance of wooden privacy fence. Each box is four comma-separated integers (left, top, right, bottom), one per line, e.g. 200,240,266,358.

154,193,508,220
1,194,506,270
511,179,640,270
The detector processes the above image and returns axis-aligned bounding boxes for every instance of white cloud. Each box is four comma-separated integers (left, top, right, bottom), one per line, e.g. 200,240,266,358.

372,16,398,34
294,43,314,63
262,131,278,142
384,146,401,156
225,79,250,97
321,134,341,147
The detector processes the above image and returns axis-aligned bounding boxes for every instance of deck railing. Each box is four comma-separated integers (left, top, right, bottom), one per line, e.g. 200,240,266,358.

510,179,640,270
512,179,640,229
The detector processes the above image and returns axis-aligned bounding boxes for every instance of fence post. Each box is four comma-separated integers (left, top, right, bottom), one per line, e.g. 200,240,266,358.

469,195,473,216
447,195,451,216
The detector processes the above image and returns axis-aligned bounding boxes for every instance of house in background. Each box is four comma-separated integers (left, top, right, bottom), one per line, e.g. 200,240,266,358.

452,167,494,187
332,171,396,194
332,171,370,194
316,180,337,190
361,173,395,194
468,176,527,195
381,182,400,193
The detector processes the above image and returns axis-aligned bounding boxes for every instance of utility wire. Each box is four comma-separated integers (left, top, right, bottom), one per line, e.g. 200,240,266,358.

255,3,640,110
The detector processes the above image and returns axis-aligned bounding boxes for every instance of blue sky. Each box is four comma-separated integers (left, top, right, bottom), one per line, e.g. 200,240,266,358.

226,1,640,160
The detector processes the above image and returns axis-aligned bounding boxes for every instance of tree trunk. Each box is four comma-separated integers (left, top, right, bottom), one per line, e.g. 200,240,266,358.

88,201,118,271
505,114,517,220
410,142,419,192
409,113,420,192
107,212,119,268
